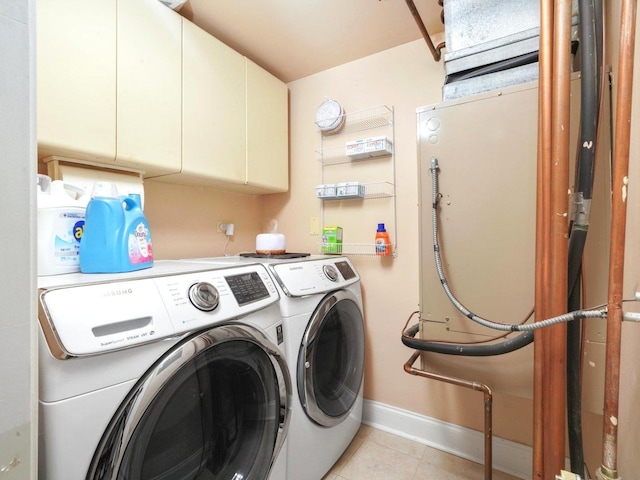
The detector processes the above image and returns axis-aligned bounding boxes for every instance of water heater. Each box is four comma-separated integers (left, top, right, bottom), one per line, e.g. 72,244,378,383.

416,75,610,413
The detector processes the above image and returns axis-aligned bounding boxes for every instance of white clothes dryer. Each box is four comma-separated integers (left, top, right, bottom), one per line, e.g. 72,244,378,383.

267,256,364,480
38,261,291,480
182,255,365,480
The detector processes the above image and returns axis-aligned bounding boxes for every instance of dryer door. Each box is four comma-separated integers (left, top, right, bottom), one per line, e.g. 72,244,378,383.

88,323,291,480
298,289,365,427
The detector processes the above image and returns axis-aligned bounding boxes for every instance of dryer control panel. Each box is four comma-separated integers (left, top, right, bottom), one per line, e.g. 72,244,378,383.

269,257,360,297
38,263,279,359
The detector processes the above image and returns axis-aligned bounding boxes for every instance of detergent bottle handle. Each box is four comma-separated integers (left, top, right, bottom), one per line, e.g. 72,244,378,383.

62,183,85,199
122,194,142,210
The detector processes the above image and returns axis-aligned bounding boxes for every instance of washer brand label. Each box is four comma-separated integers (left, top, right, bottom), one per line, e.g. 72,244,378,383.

102,288,134,298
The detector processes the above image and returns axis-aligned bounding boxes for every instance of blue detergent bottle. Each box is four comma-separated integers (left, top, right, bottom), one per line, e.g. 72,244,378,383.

80,182,154,273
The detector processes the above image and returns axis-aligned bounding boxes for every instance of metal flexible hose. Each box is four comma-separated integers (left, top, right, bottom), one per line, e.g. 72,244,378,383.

429,157,607,332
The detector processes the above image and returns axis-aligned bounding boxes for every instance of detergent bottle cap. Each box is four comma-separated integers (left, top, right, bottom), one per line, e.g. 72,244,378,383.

91,181,119,199
377,223,386,232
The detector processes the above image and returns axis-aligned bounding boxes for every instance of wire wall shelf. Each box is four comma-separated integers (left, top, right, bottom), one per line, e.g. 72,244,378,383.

317,104,397,258
317,182,394,201
316,105,393,137
315,145,393,166
318,242,397,257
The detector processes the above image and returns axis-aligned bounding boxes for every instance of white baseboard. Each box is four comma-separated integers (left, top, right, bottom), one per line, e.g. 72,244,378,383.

362,399,533,480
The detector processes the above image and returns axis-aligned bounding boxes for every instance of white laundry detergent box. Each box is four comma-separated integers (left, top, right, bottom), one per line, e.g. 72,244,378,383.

345,139,366,159
364,136,393,156
316,184,338,199
336,182,365,199
346,136,393,159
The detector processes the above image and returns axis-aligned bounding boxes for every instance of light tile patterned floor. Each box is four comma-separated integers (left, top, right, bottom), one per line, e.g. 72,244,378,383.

322,425,522,480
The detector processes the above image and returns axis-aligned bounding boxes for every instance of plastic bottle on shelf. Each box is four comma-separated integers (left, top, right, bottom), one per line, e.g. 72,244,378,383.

37,174,88,275
80,182,153,273
375,223,391,256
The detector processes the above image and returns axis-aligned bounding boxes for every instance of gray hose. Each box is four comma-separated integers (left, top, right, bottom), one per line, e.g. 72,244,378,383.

429,157,607,332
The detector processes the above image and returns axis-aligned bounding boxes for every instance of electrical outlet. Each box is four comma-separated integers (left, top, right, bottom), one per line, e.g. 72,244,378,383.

218,222,234,235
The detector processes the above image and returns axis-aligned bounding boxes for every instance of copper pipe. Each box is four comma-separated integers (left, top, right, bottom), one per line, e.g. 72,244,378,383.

534,0,554,477
599,0,637,478
404,352,493,480
404,0,442,62
535,0,574,477
544,0,573,476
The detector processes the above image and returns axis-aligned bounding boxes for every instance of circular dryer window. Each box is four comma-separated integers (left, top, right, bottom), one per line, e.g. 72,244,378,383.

88,324,290,480
298,289,365,427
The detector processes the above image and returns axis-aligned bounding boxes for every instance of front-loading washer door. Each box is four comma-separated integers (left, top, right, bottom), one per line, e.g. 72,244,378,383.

297,289,365,427
88,323,290,480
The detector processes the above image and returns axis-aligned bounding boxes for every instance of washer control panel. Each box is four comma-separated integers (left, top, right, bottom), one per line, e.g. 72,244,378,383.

225,271,271,306
270,257,360,297
38,264,279,358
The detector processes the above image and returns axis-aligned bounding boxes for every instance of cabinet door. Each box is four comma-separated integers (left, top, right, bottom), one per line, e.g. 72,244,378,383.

116,0,181,176
37,0,116,162
182,19,246,186
246,59,289,193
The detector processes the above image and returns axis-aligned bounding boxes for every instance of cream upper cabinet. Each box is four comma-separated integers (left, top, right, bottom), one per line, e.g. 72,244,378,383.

246,59,289,193
116,0,182,176
38,3,288,193
181,19,246,187
37,0,117,163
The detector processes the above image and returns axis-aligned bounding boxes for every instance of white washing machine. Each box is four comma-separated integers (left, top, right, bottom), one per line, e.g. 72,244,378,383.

182,255,365,480
38,260,291,480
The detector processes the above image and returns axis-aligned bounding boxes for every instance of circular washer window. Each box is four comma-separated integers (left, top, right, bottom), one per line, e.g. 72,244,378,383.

87,325,291,480
297,289,365,427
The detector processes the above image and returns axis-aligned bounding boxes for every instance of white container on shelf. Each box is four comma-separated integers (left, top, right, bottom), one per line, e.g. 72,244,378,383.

346,136,393,160
37,175,88,275
345,139,366,158
316,184,338,199
364,136,393,155
336,182,365,199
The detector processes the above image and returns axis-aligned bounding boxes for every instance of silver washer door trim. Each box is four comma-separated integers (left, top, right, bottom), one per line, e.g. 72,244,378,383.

87,323,291,479
298,289,365,427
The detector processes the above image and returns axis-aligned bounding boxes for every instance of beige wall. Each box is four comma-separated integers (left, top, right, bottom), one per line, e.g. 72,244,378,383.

261,39,543,448
265,38,437,415
144,181,265,258
260,37,607,473
146,18,640,476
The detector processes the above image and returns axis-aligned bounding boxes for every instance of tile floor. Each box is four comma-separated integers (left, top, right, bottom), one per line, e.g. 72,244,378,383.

322,425,522,480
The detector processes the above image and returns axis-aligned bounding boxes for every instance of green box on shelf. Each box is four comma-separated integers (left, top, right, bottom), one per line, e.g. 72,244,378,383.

322,226,343,254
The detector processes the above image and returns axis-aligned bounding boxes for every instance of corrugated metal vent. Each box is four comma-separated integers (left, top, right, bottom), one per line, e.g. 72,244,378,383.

442,0,579,100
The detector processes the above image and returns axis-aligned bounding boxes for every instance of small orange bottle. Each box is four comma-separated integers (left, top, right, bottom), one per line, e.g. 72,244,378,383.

375,223,391,256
